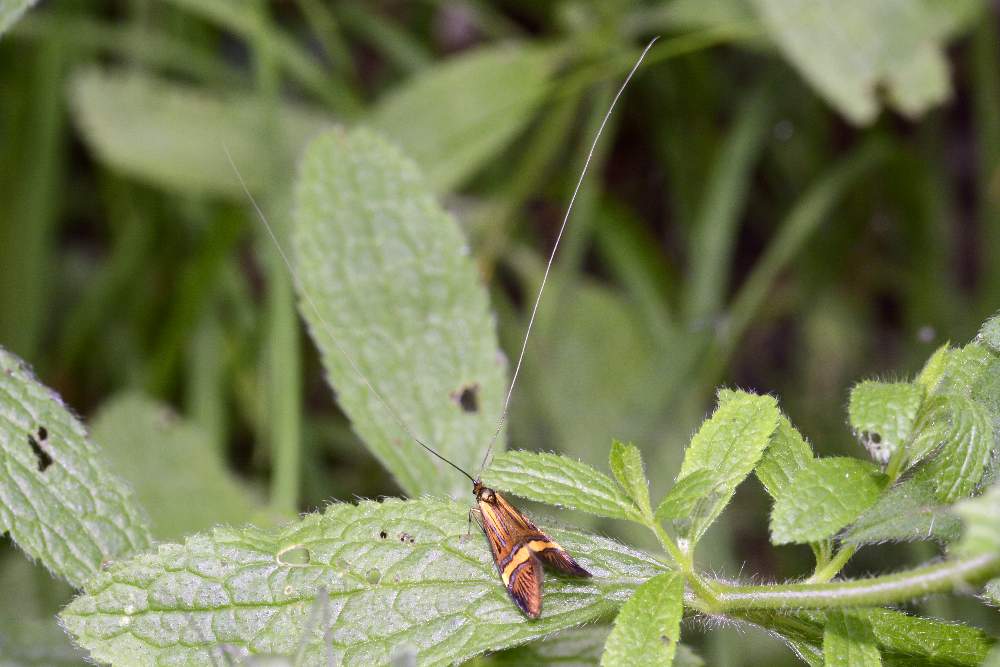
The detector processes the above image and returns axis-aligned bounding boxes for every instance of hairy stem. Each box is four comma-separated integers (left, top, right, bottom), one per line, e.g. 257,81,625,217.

697,554,998,612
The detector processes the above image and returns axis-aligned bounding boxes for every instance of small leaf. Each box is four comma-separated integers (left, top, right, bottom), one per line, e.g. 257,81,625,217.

756,412,814,500
915,343,952,390
840,478,961,546
751,0,980,124
601,572,684,667
61,498,664,665
609,440,652,517
977,313,1000,355
654,469,721,522
676,389,780,543
294,128,506,498
865,607,993,665
770,457,883,545
952,482,1000,557
90,393,267,540
823,611,881,666
0,0,39,35
847,380,925,466
370,44,556,192
484,450,642,523
0,347,152,587
983,578,1000,607
915,394,992,502
70,67,331,198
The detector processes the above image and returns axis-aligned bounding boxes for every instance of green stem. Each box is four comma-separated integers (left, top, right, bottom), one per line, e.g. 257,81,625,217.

808,544,857,583
704,554,998,612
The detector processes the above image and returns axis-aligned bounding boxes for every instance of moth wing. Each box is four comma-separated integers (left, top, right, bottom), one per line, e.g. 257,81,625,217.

532,540,591,577
507,552,543,618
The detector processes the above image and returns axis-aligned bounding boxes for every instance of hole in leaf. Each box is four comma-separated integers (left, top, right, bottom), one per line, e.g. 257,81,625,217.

379,530,387,539
398,532,415,544
451,383,480,413
870,432,882,444
37,426,47,441
276,545,311,566
27,434,52,471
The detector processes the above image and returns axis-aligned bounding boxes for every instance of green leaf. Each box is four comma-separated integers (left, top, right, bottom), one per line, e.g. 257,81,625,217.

915,343,952,390
848,380,925,466
483,450,642,523
755,412,814,500
770,457,883,545
0,0,39,35
600,572,684,667
824,611,881,666
90,393,267,541
751,0,981,124
865,607,993,665
840,478,961,546
370,44,556,193
490,627,611,666
293,128,505,498
983,578,1000,607
914,394,992,502
61,498,664,665
70,67,332,198
676,389,780,543
952,482,1000,557
655,469,722,523
0,347,151,587
609,440,652,517
978,313,1000,355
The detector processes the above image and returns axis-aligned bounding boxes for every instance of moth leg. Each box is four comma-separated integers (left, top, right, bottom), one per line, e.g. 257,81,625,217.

468,507,484,536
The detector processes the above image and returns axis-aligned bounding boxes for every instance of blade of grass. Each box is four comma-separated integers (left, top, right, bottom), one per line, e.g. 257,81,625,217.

252,0,302,516
0,29,65,362
684,84,771,326
163,0,363,116
703,138,890,386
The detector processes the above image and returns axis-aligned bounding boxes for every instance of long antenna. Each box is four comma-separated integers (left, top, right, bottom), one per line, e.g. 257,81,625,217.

223,146,476,485
478,37,659,474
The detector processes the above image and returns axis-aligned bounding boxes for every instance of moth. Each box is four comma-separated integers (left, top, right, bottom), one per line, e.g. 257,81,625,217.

472,480,589,617
231,38,655,619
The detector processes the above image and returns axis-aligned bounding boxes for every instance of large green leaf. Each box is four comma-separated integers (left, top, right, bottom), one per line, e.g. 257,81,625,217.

823,611,881,666
675,389,780,544
61,498,663,666
90,393,266,540
483,450,642,523
69,67,332,198
370,44,557,193
0,347,151,587
0,0,39,36
751,0,982,124
600,572,684,667
840,478,961,546
293,128,505,498
769,457,883,545
847,381,925,466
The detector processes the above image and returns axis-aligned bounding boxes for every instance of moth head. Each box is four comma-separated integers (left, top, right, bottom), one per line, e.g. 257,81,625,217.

473,481,494,502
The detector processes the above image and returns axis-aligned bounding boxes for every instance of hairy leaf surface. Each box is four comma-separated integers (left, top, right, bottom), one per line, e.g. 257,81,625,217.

0,347,151,587
609,440,652,517
61,498,663,666
600,572,684,667
676,389,779,543
848,380,924,466
840,478,960,546
483,450,642,522
756,412,814,500
770,457,882,545
294,128,505,498
823,611,881,666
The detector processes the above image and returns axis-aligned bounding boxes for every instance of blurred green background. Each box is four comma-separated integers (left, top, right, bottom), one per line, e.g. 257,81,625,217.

1,0,999,664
